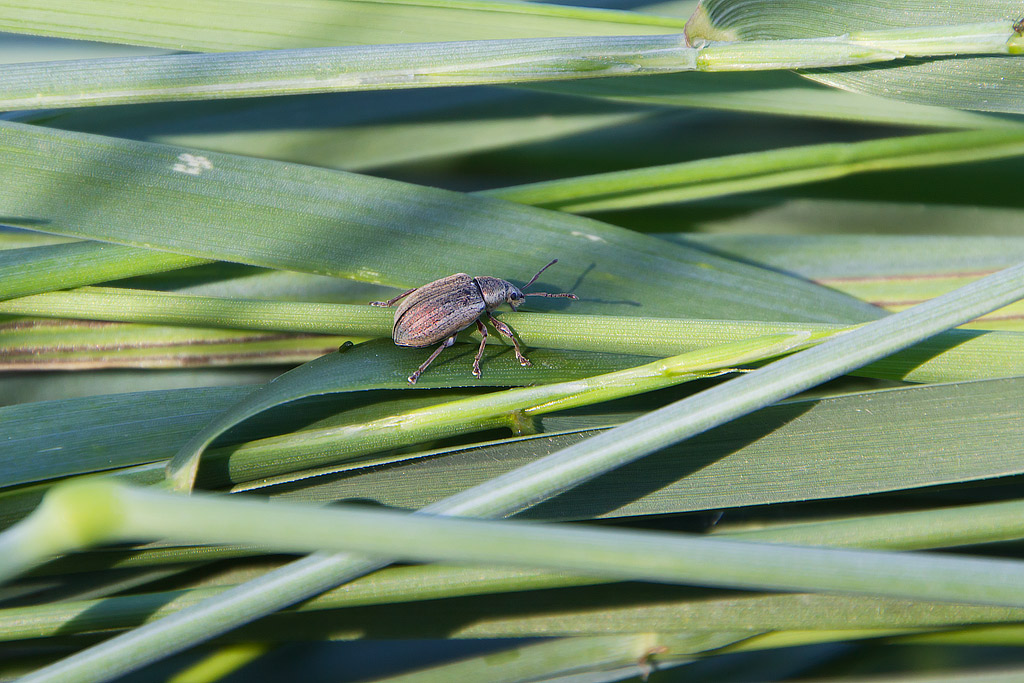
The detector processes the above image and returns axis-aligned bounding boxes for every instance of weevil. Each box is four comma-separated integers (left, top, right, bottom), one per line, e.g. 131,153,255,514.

371,259,577,384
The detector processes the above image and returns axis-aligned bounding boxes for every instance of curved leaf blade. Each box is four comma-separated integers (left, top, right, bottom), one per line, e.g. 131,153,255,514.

690,0,1024,113
296,376,1024,519
0,343,649,490
0,120,879,323
165,333,801,491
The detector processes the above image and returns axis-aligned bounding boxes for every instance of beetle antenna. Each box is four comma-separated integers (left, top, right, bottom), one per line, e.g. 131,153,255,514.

522,259,558,291
523,259,578,299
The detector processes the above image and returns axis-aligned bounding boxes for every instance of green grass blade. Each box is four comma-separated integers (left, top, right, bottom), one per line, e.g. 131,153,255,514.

686,232,1024,333
7,493,1024,642
531,72,1019,129
298,377,1024,519
685,233,1024,330
40,89,658,173
691,0,1024,113
16,480,1024,609
11,232,1017,318
691,234,1024,279
325,636,704,683
165,643,269,683
0,37,698,109
0,318,355,370
0,386,249,490
895,627,1024,649
5,288,1020,382
39,81,1008,179
485,129,1024,212
20,232,1019,329
0,0,688,51
3,372,1021,525
0,243,203,301
0,120,876,323
4,572,1022,643
2,23,1018,110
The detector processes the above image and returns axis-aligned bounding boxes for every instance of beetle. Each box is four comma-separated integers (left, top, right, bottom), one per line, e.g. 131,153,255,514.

371,259,577,384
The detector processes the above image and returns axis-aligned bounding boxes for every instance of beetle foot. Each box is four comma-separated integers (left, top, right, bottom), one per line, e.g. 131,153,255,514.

369,301,388,307
517,355,532,367
407,374,419,385
472,363,482,378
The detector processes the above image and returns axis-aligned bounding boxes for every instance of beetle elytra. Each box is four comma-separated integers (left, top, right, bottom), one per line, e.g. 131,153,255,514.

371,259,577,384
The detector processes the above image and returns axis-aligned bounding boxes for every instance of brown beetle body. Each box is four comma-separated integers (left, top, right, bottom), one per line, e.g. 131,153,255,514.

392,274,485,348
371,260,576,384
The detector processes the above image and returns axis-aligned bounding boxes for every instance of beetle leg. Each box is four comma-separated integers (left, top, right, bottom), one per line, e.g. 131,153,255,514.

408,336,455,385
473,319,488,378
487,313,531,367
370,288,417,307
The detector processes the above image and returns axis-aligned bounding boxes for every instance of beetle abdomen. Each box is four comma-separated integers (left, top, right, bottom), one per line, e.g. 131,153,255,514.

393,273,486,347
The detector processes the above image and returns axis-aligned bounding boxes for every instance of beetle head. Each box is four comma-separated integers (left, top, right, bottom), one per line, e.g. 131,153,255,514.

508,286,527,310
478,260,578,312
475,276,521,311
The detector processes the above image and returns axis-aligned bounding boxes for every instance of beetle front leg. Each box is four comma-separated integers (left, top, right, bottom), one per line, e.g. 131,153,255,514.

370,288,416,307
487,313,531,367
473,319,488,378
408,336,455,385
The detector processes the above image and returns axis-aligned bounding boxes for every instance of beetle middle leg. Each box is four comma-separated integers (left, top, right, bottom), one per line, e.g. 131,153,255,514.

487,313,531,367
472,319,488,378
408,335,455,385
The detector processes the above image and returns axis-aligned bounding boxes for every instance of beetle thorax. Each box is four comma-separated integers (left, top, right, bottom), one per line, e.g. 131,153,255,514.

474,276,522,310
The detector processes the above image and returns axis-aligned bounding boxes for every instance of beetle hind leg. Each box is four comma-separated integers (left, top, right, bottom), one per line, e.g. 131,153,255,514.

487,314,531,367
408,336,455,385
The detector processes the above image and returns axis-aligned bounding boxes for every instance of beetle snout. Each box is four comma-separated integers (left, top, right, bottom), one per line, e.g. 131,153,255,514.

507,287,525,310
